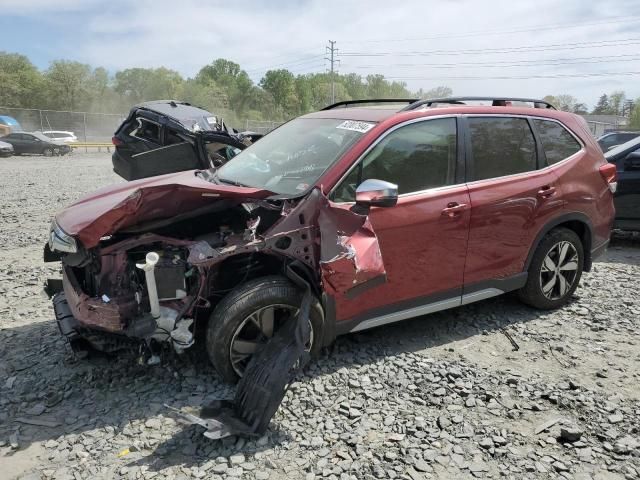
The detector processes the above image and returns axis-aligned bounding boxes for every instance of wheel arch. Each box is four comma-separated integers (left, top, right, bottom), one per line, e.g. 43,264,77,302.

524,212,594,272
205,251,326,332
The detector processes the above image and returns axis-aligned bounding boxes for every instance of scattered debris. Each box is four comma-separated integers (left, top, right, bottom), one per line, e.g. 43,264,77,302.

169,287,313,439
535,418,562,435
500,327,520,351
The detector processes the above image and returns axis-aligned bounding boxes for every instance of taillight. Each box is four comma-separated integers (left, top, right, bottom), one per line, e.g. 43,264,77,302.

112,136,123,146
599,163,617,193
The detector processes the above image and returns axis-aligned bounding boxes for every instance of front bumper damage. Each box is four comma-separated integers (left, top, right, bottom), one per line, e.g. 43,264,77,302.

46,187,388,439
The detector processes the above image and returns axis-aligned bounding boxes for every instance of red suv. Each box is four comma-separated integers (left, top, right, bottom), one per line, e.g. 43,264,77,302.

45,97,616,383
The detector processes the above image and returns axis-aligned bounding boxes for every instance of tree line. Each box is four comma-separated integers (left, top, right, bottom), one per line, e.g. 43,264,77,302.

0,52,447,125
1,51,639,128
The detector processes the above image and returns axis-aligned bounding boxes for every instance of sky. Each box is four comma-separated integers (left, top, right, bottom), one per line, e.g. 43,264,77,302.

2,0,640,109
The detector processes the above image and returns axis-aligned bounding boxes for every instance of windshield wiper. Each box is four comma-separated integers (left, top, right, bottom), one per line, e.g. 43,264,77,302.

209,170,255,188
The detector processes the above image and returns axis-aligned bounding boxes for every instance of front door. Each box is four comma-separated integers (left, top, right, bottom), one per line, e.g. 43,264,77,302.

329,117,470,327
462,116,564,291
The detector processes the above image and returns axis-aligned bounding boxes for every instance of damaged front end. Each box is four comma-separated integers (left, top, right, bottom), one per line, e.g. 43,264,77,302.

45,164,396,438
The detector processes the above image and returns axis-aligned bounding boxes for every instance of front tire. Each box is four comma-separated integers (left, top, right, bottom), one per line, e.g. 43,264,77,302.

518,227,584,309
206,275,323,383
43,147,53,156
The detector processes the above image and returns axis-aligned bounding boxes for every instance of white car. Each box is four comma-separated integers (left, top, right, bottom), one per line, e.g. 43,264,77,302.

42,131,78,143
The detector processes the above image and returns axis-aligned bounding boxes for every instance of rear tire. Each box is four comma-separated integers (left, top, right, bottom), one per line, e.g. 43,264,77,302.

206,275,323,383
518,227,584,309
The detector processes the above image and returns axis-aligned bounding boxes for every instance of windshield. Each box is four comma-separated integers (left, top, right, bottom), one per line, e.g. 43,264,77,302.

215,117,374,195
33,132,55,141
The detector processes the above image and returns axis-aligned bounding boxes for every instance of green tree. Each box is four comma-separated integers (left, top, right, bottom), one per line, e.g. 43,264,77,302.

418,86,453,99
0,52,44,107
608,91,626,116
196,59,255,115
592,94,612,115
260,69,297,113
114,67,183,104
45,60,93,110
629,100,640,129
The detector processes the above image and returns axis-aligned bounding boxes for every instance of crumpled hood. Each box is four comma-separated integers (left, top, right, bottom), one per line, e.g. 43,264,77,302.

56,170,272,249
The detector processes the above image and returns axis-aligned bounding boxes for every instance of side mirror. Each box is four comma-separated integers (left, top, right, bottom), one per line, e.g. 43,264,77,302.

355,179,398,208
625,151,640,171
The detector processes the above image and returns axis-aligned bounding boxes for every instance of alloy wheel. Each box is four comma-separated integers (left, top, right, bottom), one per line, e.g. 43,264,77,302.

228,304,312,377
539,240,579,301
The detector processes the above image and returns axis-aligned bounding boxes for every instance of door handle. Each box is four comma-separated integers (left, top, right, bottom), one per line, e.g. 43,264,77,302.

537,185,556,198
442,202,468,217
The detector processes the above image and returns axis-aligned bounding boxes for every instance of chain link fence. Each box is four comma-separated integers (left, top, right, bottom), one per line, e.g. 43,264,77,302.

0,107,127,142
585,121,616,138
0,107,284,142
242,120,283,134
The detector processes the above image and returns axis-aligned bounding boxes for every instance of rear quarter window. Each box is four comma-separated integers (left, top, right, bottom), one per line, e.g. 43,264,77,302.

468,117,536,181
533,119,581,165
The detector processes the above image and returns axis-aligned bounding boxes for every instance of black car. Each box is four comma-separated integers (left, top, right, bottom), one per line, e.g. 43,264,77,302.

2,132,71,156
605,136,640,231
112,100,260,181
597,131,640,152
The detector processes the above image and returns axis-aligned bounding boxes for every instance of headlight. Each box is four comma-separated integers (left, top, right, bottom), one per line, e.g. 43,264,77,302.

49,220,78,253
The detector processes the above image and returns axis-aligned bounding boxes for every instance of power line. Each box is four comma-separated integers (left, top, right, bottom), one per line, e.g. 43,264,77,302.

340,15,640,45
341,54,640,70
340,37,640,57
244,54,326,73
382,71,640,81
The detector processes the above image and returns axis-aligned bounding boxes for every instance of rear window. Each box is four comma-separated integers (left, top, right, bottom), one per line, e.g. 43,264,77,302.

131,119,161,143
533,119,581,165
468,117,536,181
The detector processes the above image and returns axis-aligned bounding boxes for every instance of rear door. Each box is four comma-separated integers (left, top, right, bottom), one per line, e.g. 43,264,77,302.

22,134,41,154
462,115,564,293
329,117,471,325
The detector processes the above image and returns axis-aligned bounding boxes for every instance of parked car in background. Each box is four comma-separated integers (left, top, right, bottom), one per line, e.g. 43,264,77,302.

42,130,78,143
111,100,259,181
0,140,14,157
45,96,615,383
0,115,23,136
2,132,71,156
597,131,640,152
604,136,640,231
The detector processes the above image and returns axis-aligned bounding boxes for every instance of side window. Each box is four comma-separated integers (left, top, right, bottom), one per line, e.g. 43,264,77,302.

468,117,536,181
533,119,581,165
131,118,161,144
331,118,457,201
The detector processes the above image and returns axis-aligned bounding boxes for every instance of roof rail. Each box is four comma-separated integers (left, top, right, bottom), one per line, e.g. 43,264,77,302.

400,97,556,111
322,98,420,110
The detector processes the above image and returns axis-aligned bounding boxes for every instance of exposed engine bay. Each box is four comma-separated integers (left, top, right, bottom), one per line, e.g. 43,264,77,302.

52,199,296,361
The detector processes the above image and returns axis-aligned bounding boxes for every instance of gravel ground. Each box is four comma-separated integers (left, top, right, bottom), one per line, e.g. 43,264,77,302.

1,153,639,480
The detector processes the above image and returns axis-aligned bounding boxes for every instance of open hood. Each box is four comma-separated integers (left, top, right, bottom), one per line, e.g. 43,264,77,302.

56,170,272,249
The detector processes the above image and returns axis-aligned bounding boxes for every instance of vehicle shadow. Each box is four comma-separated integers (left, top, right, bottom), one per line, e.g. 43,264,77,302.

597,230,640,265
0,292,561,472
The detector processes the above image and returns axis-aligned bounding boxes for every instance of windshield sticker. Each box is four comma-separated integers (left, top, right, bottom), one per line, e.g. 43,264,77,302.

206,116,217,126
336,120,375,133
296,183,309,191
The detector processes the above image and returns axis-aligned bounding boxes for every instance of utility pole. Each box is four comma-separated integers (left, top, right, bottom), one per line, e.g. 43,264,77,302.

325,40,338,104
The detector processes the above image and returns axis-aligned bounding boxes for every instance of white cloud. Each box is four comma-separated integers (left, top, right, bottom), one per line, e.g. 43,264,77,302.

7,0,640,107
